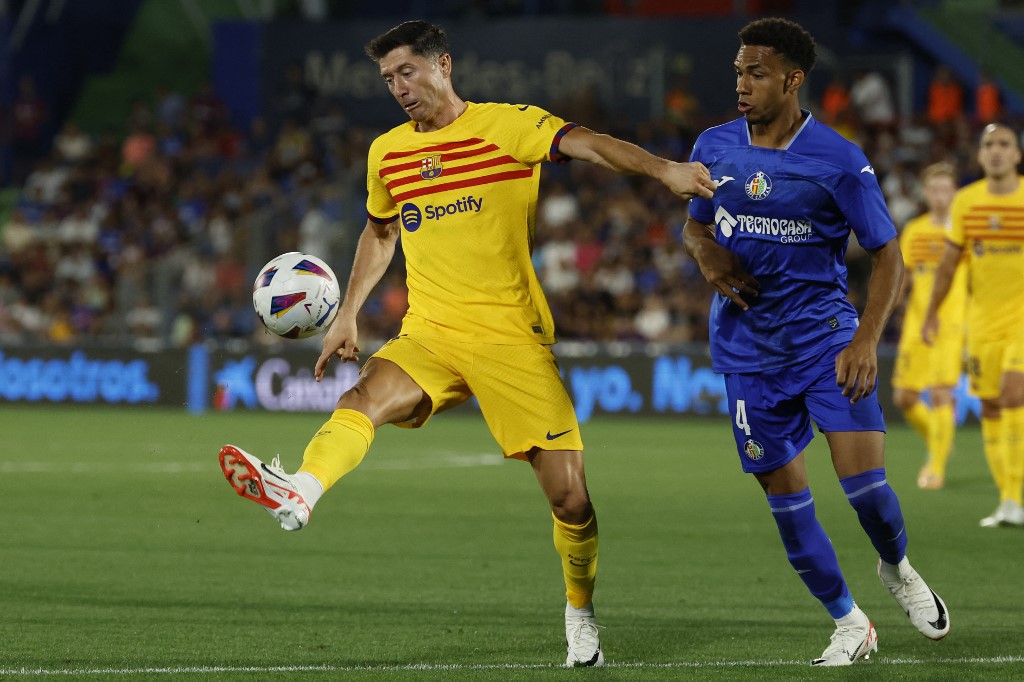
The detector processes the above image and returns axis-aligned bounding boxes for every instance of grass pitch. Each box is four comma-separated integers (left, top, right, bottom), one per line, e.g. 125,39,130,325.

1,406,1022,680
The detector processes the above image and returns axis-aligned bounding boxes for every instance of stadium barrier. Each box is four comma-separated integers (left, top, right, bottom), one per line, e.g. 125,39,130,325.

0,343,981,425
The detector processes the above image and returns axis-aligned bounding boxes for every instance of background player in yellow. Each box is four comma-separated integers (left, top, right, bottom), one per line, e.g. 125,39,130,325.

892,162,966,490
924,123,1024,527
217,20,716,667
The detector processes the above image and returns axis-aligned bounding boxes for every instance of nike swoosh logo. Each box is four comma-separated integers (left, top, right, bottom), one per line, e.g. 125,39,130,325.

714,176,734,187
927,589,948,632
517,104,529,111
796,569,812,574
260,462,289,483
546,429,573,440
860,165,875,175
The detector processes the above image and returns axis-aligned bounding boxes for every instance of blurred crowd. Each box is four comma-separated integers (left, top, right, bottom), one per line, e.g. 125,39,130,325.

0,62,1021,350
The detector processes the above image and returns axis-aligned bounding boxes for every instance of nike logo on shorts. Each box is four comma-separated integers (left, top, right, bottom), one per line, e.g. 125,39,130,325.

546,429,573,440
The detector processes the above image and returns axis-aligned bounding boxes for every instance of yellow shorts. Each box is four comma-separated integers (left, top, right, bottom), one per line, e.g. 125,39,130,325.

967,335,1024,400
892,330,964,392
371,333,583,460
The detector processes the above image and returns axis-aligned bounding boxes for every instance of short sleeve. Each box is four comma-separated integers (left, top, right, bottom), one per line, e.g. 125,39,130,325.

687,137,714,224
834,161,897,250
366,135,398,223
495,104,575,166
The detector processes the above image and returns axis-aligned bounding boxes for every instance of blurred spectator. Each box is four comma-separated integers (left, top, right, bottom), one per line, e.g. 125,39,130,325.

538,223,580,294
849,69,895,130
53,121,93,165
820,74,851,125
664,74,699,136
927,65,964,126
298,194,333,262
539,181,580,227
121,124,157,171
976,72,1001,123
276,62,318,127
155,85,186,128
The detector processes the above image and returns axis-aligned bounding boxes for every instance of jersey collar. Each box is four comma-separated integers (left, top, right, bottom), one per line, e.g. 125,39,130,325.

744,109,815,150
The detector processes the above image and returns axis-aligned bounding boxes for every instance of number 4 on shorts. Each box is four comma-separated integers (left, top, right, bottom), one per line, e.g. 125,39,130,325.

735,399,751,436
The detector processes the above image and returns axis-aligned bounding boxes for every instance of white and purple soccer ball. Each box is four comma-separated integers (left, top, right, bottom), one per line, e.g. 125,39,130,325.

252,252,341,339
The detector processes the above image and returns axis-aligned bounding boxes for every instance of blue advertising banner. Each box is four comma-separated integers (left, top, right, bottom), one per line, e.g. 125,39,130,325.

0,344,980,426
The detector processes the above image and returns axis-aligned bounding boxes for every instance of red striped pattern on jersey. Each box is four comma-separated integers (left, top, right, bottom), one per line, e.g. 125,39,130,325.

385,155,519,191
380,138,484,161
379,143,501,177
391,169,534,203
377,131,536,203
963,208,1024,239
907,234,946,264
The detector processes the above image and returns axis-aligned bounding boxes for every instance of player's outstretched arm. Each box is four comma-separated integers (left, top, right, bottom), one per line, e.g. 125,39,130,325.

836,237,904,403
682,217,759,310
315,218,400,380
920,241,963,346
556,126,715,200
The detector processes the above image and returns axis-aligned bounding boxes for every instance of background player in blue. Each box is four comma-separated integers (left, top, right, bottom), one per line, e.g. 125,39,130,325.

682,18,950,666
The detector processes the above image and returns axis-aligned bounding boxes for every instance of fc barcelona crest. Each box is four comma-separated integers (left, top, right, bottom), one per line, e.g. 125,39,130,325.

420,154,443,180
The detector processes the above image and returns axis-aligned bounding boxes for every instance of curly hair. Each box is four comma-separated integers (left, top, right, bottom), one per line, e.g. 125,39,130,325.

365,20,448,62
738,18,817,73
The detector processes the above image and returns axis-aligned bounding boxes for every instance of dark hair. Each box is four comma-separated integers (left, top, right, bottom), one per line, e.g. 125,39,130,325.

739,18,817,73
364,20,448,62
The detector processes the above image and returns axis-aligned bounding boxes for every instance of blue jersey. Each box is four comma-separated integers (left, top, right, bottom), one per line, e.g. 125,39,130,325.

688,113,897,374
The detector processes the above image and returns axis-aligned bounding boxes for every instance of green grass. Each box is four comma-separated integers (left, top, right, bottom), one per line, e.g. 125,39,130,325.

1,407,1022,680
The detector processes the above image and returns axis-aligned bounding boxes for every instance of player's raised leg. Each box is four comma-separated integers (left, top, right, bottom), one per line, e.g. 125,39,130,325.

219,357,426,530
531,448,603,668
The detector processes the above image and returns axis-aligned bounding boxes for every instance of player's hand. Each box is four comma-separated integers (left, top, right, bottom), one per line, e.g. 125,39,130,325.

835,335,878,403
315,314,361,381
921,314,939,346
662,161,716,200
691,239,759,310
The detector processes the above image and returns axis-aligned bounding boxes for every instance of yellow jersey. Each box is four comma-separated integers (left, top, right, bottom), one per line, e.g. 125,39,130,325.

949,176,1024,340
366,102,575,344
898,213,967,342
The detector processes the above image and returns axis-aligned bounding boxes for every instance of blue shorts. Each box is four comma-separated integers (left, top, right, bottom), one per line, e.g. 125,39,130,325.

724,344,886,473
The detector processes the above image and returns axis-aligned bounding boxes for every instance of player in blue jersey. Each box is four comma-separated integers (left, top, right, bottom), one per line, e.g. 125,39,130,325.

682,18,950,666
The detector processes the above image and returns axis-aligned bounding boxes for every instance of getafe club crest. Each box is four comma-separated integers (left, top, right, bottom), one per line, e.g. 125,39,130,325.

745,171,772,200
420,154,443,180
743,439,765,461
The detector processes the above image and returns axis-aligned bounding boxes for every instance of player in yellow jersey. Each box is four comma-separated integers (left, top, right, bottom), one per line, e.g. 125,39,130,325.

892,163,967,490
217,20,716,666
924,123,1024,527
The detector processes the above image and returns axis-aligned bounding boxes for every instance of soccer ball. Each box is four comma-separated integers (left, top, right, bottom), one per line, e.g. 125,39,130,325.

252,252,341,339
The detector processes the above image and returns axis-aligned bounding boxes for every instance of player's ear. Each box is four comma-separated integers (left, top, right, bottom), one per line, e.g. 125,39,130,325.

439,53,452,77
785,69,804,94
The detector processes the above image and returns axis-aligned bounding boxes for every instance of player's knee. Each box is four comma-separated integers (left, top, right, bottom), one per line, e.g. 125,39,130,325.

892,390,915,411
337,380,372,411
549,488,592,525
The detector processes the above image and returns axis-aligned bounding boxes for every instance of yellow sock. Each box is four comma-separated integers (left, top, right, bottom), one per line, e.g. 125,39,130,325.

553,513,598,609
902,401,931,441
927,404,955,478
981,417,1007,499
1000,407,1024,505
298,409,375,492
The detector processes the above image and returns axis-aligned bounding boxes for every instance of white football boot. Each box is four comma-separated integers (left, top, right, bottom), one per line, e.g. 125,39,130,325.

219,445,311,531
564,602,604,667
878,556,950,640
980,500,1024,528
811,605,877,667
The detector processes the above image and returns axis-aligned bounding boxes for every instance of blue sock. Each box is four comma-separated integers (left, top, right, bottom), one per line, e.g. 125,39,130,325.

840,468,908,565
767,488,854,619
